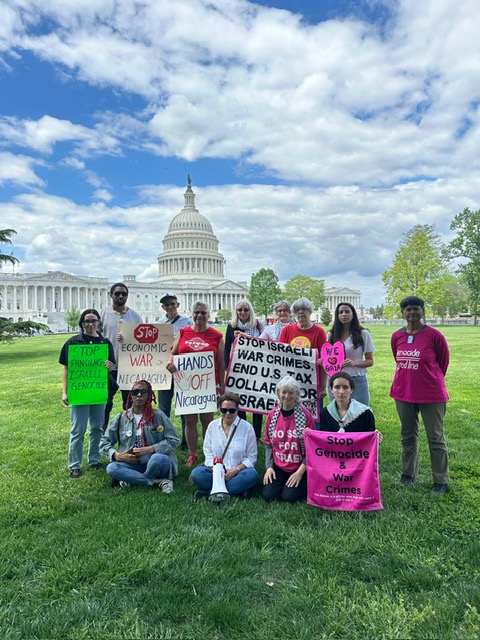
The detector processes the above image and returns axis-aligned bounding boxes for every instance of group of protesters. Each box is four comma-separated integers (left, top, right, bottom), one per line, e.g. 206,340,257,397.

60,283,451,500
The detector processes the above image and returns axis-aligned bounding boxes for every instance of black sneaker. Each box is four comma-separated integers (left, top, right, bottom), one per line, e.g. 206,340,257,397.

194,490,209,501
432,483,448,495
69,468,82,478
89,462,104,471
400,474,415,486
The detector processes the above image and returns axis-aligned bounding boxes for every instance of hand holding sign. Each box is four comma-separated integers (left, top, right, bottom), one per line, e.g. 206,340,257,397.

321,342,346,377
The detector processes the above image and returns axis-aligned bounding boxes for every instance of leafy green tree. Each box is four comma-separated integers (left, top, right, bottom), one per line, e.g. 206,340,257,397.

321,308,332,325
448,207,480,325
382,224,449,317
283,274,325,310
430,275,469,319
0,229,48,341
249,268,282,319
0,229,19,268
216,308,232,323
64,305,81,330
0,317,49,343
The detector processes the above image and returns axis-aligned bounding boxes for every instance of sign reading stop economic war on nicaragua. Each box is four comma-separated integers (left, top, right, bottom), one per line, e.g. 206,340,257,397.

224,334,320,419
305,430,383,511
67,343,109,406
173,351,217,415
117,323,173,390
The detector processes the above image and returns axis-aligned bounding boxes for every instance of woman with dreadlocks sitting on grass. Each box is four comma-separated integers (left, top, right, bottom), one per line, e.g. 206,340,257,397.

100,380,180,492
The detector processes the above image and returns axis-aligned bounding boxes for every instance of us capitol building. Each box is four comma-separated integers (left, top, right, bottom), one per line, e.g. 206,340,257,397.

0,178,361,330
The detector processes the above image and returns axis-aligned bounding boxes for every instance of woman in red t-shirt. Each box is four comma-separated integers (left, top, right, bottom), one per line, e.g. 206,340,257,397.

167,301,225,468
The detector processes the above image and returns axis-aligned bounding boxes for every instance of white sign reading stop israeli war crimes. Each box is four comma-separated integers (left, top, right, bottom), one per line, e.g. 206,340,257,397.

117,323,173,390
225,334,320,418
173,351,217,415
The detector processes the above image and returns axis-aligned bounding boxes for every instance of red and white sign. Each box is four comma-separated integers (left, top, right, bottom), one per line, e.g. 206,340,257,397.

117,323,173,390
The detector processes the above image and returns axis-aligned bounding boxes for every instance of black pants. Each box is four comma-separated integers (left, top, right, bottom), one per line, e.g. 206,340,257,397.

262,465,307,503
104,369,130,429
238,410,263,440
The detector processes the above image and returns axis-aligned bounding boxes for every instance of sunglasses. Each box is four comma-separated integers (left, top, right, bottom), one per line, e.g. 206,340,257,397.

131,389,148,397
194,311,207,316
237,308,249,312
163,302,177,307
113,291,128,297
83,319,98,324
220,407,237,414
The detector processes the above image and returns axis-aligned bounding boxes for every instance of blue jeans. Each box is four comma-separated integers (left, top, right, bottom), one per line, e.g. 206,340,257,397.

191,465,259,496
69,404,105,469
106,453,171,486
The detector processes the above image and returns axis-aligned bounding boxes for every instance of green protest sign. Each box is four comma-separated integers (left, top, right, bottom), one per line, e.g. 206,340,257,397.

67,343,109,406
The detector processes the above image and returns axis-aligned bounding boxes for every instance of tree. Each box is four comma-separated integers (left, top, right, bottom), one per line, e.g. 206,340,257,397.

0,229,19,268
448,207,480,325
283,274,325,310
216,308,232,323
0,317,49,343
64,305,81,330
430,275,469,319
321,308,332,325
382,224,449,316
249,268,282,319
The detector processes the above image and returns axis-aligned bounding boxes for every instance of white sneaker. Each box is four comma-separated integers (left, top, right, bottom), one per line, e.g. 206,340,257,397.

159,479,174,494
119,481,131,488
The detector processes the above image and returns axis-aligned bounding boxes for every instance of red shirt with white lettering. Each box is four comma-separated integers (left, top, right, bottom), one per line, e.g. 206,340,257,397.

177,326,223,383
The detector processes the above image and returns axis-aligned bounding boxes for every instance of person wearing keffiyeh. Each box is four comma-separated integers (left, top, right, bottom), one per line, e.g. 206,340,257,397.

262,376,315,503
224,299,265,439
319,372,375,433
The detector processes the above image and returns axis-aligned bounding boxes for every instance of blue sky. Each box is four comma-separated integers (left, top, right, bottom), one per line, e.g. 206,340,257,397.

1,0,479,307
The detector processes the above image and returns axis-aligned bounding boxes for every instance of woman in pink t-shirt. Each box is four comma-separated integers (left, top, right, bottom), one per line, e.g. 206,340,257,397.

262,375,315,503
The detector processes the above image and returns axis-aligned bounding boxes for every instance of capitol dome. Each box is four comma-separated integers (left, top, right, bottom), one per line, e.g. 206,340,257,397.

157,176,225,280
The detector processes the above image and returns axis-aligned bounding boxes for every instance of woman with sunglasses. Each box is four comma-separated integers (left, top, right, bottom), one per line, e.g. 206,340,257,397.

190,393,258,500
59,308,115,478
262,376,315,503
167,301,225,467
100,380,179,490
224,299,264,438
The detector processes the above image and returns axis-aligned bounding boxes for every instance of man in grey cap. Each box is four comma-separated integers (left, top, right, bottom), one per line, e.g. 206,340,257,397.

158,293,192,450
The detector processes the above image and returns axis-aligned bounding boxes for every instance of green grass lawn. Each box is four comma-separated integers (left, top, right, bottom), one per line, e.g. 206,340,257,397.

1,326,479,639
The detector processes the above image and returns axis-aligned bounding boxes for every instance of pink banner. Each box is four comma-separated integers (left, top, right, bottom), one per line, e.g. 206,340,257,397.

305,430,383,511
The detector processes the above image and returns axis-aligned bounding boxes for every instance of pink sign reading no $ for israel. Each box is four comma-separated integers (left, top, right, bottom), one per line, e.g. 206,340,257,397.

305,430,383,511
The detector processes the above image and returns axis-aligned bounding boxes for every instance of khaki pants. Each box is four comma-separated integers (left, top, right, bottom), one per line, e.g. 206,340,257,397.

395,400,449,484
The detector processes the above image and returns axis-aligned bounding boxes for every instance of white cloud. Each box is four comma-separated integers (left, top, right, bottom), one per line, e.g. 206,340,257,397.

1,0,480,307
0,151,44,186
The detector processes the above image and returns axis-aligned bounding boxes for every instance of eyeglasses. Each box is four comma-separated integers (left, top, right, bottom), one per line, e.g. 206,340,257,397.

131,389,148,397
113,291,128,297
194,311,207,316
220,407,237,414
237,308,249,312
277,309,289,313
83,319,98,324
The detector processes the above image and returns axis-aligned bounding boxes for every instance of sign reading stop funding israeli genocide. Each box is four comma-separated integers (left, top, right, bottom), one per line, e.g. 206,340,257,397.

305,430,383,511
117,323,173,390
173,351,217,415
67,343,109,405
224,334,319,418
